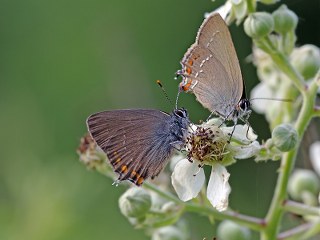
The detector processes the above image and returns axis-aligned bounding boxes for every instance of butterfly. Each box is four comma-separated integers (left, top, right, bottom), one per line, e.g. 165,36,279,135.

86,108,189,186
176,13,251,127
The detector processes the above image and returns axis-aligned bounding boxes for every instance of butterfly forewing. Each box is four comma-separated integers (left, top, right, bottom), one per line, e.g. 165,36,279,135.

179,13,243,117
87,109,185,186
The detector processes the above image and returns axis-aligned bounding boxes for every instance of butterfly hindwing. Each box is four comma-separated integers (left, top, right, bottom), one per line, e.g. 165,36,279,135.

179,13,243,117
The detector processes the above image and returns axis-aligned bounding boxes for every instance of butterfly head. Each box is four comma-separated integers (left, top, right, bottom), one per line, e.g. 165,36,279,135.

238,98,251,113
173,108,188,119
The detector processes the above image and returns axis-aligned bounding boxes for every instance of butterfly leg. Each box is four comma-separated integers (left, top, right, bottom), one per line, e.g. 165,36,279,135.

206,112,215,122
218,110,233,128
227,114,240,143
112,179,120,187
193,164,204,177
241,110,253,141
228,125,237,143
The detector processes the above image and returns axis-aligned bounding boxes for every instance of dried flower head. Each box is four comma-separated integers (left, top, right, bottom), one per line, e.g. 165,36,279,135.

77,133,108,170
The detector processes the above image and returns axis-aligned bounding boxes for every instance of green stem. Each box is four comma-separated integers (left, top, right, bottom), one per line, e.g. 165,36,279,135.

262,149,298,239
144,182,265,231
282,200,320,217
261,71,319,240
299,220,320,240
277,222,315,240
185,203,265,231
143,182,181,203
246,0,256,13
257,37,306,93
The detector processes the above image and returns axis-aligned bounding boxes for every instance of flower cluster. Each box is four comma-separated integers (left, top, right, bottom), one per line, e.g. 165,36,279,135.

171,121,261,212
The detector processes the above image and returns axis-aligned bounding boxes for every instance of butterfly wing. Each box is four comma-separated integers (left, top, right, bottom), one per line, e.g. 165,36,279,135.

87,109,180,186
179,13,243,117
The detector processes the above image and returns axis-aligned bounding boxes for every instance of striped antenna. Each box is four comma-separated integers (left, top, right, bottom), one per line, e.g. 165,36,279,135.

156,80,175,108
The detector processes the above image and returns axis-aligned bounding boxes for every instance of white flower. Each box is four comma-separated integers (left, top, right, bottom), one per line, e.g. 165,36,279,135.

232,141,261,159
171,159,205,202
250,82,273,114
172,159,230,212
222,124,258,143
205,1,232,20
171,123,261,212
207,163,231,212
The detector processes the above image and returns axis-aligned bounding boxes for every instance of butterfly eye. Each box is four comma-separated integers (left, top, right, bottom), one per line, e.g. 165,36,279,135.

239,99,251,111
175,109,186,118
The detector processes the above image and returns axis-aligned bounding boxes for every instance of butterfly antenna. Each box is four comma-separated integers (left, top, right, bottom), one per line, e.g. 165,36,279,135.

156,80,174,108
175,91,181,109
250,97,292,102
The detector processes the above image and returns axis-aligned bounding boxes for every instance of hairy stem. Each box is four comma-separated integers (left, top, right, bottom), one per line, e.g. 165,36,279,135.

144,182,265,231
278,222,316,240
261,71,319,239
256,37,306,93
282,200,320,217
185,203,265,231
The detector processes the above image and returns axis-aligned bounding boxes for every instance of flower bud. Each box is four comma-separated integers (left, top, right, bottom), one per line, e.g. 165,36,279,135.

152,226,186,240
244,12,274,39
272,124,298,152
272,5,298,34
217,220,251,240
291,45,320,79
118,187,151,218
288,169,320,205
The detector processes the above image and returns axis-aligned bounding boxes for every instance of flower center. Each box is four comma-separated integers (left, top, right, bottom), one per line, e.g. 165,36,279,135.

186,124,229,165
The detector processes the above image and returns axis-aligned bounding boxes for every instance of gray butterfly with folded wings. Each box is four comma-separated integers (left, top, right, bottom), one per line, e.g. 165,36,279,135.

177,13,251,127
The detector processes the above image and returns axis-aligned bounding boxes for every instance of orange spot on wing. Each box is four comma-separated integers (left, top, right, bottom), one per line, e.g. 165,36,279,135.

137,177,144,186
186,67,192,75
188,59,193,66
115,158,121,164
121,165,128,174
130,171,140,179
180,79,193,92
131,171,137,178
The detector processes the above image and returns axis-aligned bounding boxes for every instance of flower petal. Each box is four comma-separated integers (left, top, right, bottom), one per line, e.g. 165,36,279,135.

310,141,320,176
207,164,231,212
233,141,261,159
250,83,272,114
222,124,257,142
205,1,232,20
171,159,205,201
169,154,185,172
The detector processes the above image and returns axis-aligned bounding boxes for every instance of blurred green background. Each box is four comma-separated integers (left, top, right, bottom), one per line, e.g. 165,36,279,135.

0,0,319,239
